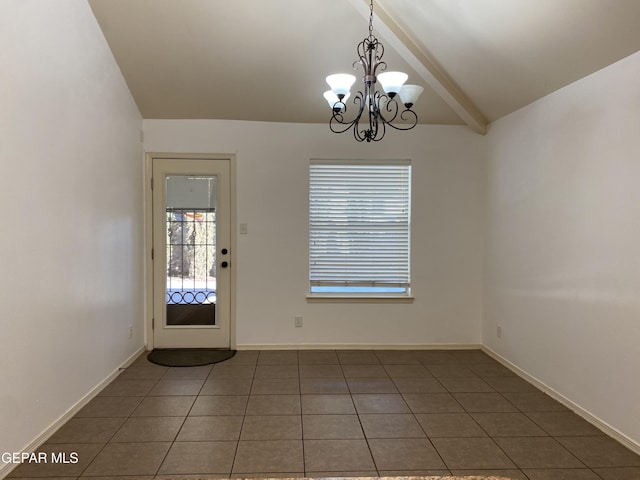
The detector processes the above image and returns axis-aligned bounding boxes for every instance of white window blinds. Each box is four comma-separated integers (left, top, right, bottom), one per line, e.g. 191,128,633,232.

309,160,411,294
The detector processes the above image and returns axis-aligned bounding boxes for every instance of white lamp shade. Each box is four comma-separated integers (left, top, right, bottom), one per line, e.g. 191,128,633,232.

399,84,424,106
326,74,356,97
377,71,408,95
324,90,349,107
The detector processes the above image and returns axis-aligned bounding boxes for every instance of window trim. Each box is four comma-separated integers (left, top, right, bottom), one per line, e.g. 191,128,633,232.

306,294,414,304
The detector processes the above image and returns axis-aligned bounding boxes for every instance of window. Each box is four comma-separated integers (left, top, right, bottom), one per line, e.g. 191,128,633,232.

309,159,411,297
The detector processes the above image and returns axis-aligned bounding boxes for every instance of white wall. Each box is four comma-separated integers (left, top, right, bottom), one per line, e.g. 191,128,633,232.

144,120,485,348
0,0,143,461
484,51,640,446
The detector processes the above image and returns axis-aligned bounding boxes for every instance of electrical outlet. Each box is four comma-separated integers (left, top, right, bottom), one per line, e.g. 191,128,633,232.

129,325,133,339
294,315,303,327
497,325,502,338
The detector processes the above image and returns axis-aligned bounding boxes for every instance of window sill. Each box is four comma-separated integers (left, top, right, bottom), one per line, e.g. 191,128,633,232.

306,295,414,304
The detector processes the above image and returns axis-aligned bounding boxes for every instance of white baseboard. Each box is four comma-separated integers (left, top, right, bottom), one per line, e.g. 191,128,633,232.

236,342,482,351
481,345,640,457
0,347,145,480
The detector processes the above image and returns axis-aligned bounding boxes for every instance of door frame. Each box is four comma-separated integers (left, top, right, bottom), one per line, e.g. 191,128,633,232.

144,152,237,350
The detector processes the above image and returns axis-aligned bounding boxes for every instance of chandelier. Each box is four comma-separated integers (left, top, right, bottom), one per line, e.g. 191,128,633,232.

324,0,424,142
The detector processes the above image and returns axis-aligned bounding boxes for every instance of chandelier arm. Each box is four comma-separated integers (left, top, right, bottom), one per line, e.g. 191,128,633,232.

372,59,387,76
373,42,385,69
353,122,367,142
371,119,387,142
351,109,370,142
376,95,400,124
361,108,385,142
383,109,419,131
329,116,358,135
328,93,367,134
356,38,372,76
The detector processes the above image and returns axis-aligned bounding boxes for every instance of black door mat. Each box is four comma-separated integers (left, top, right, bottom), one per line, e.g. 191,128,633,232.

147,348,236,367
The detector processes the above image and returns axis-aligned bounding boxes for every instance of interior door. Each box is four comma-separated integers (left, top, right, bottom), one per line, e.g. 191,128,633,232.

152,158,231,348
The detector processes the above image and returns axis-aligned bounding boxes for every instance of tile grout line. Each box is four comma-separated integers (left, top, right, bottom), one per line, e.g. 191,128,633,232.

390,354,453,475
153,364,212,477
432,369,594,478
432,366,525,477
342,351,382,476
76,362,167,478
297,350,306,477
229,353,258,477
387,364,452,475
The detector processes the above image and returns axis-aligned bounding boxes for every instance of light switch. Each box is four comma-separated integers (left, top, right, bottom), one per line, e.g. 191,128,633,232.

239,223,248,235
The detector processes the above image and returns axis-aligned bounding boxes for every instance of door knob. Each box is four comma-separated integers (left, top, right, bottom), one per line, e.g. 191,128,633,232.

221,248,228,255
221,261,229,268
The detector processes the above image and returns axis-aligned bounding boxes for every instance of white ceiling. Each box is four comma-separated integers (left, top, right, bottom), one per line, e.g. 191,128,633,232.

88,0,640,130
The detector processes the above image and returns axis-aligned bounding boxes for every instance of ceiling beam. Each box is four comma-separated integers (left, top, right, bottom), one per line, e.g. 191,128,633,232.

348,0,488,134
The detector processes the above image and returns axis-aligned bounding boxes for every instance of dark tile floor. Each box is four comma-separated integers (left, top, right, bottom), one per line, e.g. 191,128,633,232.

7,349,640,479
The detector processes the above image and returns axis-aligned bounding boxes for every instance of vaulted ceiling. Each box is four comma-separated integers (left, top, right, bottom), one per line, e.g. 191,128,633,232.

88,0,640,132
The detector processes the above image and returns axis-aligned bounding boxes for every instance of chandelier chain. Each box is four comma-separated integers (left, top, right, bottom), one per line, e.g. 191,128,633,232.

368,0,374,38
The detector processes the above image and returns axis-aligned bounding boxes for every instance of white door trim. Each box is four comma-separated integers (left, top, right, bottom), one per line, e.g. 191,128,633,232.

144,152,237,350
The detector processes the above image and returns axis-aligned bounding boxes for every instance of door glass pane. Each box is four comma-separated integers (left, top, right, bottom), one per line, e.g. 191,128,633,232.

165,175,217,326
